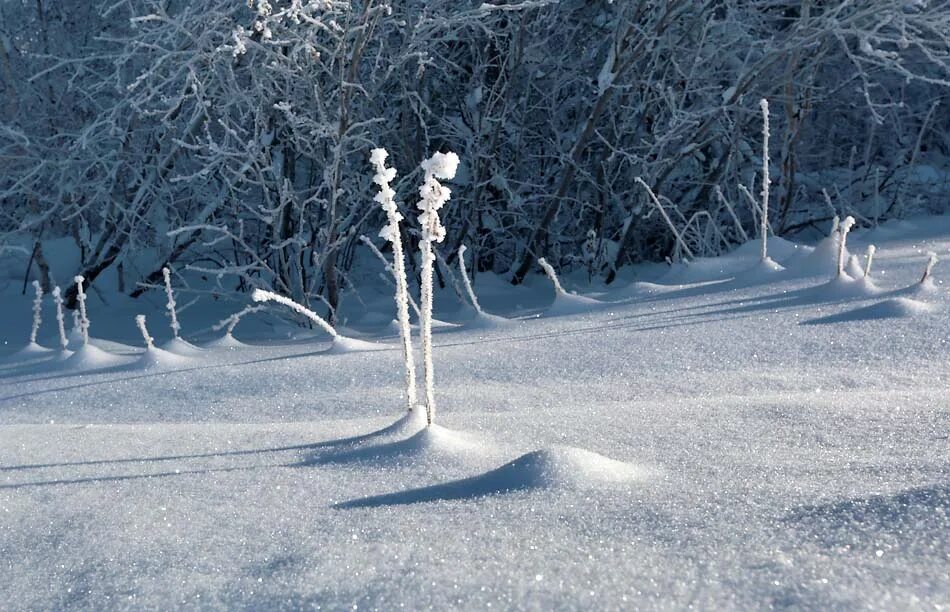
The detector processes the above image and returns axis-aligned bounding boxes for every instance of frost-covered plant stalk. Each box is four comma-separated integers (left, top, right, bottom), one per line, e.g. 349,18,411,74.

29,280,43,345
371,148,417,412
52,287,68,351
417,151,459,425
837,216,856,278
135,315,154,349
213,305,266,338
538,257,567,296
251,289,339,339
759,98,771,261
458,245,483,315
864,245,876,278
162,267,181,339
359,235,423,320
74,275,90,345
921,251,938,284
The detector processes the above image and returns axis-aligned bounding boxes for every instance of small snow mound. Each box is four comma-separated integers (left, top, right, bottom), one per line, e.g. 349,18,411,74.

803,297,934,325
732,237,806,263
311,423,487,465
463,311,514,330
160,337,204,356
334,446,648,508
329,335,389,354
501,446,647,490
784,234,845,278
8,342,55,361
134,347,192,370
544,293,602,317
814,274,880,300
203,334,247,350
63,343,127,370
733,257,785,284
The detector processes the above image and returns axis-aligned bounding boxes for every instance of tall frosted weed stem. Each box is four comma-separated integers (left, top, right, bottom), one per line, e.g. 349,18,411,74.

759,98,771,261
74,275,90,345
416,151,459,425
370,148,417,412
162,267,181,339
52,287,68,350
29,280,43,345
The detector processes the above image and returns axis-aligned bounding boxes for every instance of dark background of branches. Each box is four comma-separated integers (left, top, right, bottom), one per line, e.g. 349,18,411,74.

2,0,949,318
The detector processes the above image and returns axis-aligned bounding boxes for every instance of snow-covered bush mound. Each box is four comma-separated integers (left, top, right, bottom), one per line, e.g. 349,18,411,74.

310,423,488,466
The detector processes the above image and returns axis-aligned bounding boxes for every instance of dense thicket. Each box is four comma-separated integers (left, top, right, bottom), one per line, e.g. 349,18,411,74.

2,0,949,318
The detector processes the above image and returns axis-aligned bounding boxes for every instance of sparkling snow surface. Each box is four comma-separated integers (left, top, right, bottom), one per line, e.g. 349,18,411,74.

1,219,948,610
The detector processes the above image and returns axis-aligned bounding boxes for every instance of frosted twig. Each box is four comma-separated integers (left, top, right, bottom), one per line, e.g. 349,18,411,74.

52,286,68,351
921,251,938,284
135,315,154,349
837,216,856,278
162,267,181,339
29,280,43,344
251,289,339,339
538,257,567,296
74,275,90,345
759,98,770,261
458,245,483,314
864,245,876,278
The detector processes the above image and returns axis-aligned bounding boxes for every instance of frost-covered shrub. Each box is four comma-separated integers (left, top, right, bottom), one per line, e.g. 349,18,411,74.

371,148,417,412
417,151,459,425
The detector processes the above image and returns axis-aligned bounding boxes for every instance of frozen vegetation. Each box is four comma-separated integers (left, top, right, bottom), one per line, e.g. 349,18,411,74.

0,213,948,609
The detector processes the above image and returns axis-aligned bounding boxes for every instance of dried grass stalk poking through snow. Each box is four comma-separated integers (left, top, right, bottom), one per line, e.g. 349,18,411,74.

417,151,459,426
251,289,339,339
29,280,43,345
371,148,417,412
135,315,154,349
458,245,483,315
73,275,90,346
759,98,771,262
162,267,181,339
52,286,68,351
538,257,567,296
864,245,876,278
837,216,856,278
921,251,938,284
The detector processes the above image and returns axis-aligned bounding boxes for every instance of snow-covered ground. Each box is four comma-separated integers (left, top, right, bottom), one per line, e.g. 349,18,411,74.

1,217,948,610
